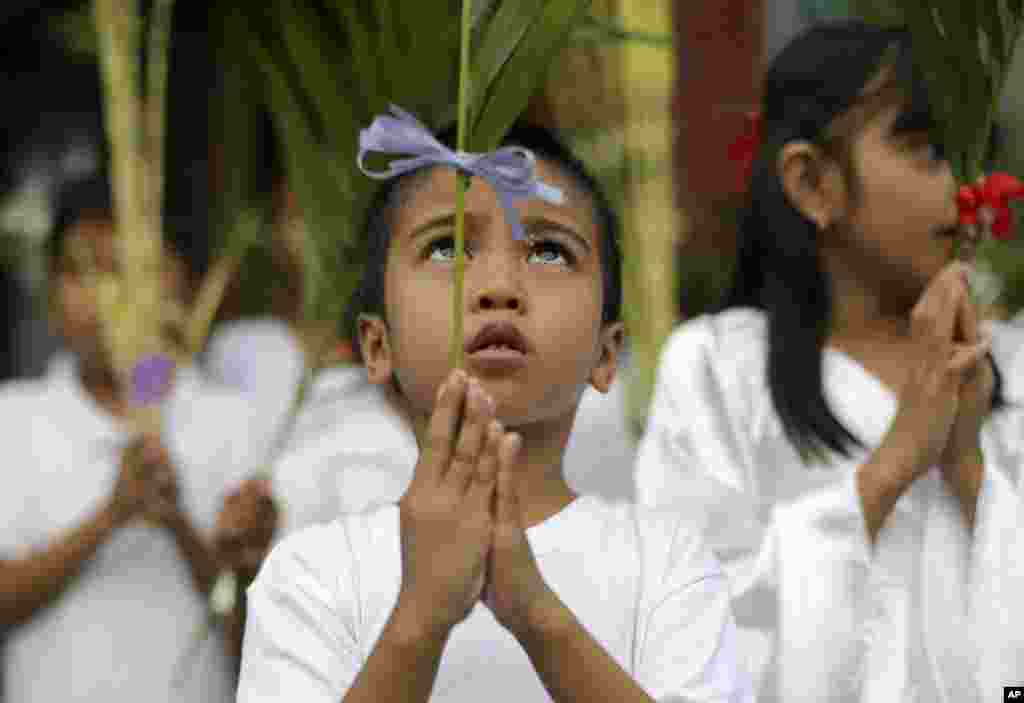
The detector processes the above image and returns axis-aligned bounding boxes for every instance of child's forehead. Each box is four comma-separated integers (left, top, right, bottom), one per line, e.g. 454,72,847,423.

391,160,597,236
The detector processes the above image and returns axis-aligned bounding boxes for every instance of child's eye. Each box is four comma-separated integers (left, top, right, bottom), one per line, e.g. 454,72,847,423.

425,235,464,262
424,234,575,267
906,136,947,165
920,141,946,163
527,237,574,267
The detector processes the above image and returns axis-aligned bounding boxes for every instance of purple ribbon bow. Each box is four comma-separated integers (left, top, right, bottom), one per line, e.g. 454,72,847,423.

357,105,564,240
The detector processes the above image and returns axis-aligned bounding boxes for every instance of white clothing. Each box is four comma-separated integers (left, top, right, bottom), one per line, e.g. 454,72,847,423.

203,317,305,443
634,308,1024,703
237,495,753,702
271,365,418,534
0,354,272,703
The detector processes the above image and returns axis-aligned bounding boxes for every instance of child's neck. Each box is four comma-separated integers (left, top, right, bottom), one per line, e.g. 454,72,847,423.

509,417,578,528
826,268,913,349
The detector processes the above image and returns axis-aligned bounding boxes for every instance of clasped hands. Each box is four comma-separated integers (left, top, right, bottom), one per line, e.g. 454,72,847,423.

396,369,562,640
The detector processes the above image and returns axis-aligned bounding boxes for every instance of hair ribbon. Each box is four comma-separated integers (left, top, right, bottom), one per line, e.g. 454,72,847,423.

357,105,564,241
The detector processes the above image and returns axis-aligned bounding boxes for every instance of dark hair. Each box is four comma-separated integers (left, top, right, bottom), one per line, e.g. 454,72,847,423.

344,121,623,364
720,19,1010,462
46,170,203,279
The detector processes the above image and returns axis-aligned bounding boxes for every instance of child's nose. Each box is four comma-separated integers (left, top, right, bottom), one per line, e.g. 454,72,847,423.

469,254,525,314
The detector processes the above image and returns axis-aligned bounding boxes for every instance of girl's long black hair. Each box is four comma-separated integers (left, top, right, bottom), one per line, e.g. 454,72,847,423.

719,20,1009,463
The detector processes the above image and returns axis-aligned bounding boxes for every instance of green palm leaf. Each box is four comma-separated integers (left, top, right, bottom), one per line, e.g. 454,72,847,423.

471,0,592,150
896,0,1024,182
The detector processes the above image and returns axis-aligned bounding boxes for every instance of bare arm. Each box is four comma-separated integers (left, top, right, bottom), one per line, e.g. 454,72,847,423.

164,512,219,597
856,433,922,545
341,599,451,703
0,505,118,629
941,451,984,530
514,596,655,703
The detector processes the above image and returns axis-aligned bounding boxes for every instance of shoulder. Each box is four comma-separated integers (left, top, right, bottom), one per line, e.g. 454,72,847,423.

207,317,298,357
257,503,401,602
649,308,769,436
204,317,303,392
659,307,767,382
0,376,51,414
572,496,723,584
285,372,415,460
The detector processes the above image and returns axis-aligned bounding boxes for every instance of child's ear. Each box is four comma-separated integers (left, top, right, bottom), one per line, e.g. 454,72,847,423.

777,141,843,230
357,314,395,385
589,321,625,394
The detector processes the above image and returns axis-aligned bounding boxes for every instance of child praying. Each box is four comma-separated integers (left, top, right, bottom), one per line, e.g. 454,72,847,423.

0,170,274,702
635,21,1024,702
236,122,751,702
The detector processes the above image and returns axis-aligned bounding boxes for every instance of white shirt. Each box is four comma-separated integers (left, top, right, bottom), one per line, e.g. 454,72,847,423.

0,354,272,703
634,308,1024,703
203,317,306,444
237,494,753,702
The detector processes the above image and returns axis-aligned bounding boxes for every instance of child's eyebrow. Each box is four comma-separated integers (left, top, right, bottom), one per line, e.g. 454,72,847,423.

407,213,593,254
522,216,592,254
408,214,457,242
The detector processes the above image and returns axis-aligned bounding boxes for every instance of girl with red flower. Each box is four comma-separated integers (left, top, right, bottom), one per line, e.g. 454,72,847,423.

639,20,1024,702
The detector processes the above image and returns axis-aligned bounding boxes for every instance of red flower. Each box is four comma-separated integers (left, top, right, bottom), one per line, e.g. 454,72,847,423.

727,111,762,189
956,172,1024,241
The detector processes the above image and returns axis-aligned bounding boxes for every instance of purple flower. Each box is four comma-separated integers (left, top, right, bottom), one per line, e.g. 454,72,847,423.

130,354,174,406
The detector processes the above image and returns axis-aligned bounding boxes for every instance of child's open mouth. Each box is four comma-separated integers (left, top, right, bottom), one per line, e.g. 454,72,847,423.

466,322,530,372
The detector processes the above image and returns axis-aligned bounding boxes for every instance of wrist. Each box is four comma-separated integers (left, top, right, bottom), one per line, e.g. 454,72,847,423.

863,437,918,501
388,596,453,648
95,502,123,534
513,589,572,643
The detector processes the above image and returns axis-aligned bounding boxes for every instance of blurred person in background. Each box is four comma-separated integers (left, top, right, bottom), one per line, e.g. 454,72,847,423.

0,170,273,702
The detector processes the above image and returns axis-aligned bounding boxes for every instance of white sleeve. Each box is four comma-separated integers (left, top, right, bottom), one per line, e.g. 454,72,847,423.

634,322,779,671
634,515,755,703
237,523,363,703
968,381,1024,698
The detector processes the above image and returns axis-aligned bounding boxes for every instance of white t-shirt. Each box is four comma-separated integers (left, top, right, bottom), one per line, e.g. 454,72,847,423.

0,354,273,703
634,308,1024,703
237,494,753,702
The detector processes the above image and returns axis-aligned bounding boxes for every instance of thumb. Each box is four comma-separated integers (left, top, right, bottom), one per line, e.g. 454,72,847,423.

495,433,523,528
